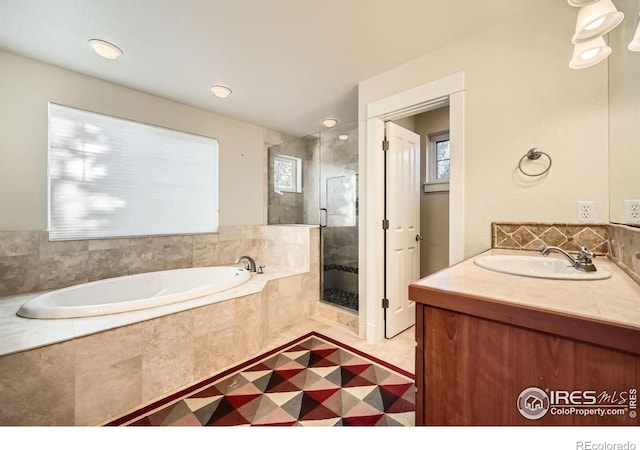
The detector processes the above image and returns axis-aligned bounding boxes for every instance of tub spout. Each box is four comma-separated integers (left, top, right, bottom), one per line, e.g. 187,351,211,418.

235,256,257,273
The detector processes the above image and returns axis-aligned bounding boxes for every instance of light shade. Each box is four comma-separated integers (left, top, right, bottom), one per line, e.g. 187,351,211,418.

572,0,624,44
629,14,640,51
88,39,123,60
210,85,232,98
569,36,611,69
322,118,338,128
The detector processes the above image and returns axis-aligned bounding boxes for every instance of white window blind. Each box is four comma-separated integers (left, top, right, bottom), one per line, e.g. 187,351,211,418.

48,103,218,240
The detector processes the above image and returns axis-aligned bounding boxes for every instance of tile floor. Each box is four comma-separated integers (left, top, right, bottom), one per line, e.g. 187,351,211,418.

102,314,416,426
118,332,415,426
257,315,416,375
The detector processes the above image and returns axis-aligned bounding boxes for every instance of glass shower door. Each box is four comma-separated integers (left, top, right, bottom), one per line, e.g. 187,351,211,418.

267,123,359,312
319,122,359,312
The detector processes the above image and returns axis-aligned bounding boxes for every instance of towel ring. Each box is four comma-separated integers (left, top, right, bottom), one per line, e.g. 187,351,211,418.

518,148,552,177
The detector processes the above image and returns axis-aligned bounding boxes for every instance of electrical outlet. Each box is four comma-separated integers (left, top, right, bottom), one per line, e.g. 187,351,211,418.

624,200,640,222
577,201,596,222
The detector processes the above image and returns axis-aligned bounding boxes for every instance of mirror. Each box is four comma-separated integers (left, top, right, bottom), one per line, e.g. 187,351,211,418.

609,0,640,225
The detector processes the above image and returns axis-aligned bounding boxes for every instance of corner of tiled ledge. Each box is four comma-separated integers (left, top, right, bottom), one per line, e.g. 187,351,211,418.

607,223,640,286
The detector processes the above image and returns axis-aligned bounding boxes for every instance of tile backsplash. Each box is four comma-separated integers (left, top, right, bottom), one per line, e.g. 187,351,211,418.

0,225,319,297
492,222,609,255
493,221,640,286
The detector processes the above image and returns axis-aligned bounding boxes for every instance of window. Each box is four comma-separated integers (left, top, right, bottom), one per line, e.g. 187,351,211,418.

273,155,302,193
424,131,450,193
48,103,218,240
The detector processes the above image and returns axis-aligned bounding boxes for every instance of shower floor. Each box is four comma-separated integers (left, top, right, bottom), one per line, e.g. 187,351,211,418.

323,288,358,312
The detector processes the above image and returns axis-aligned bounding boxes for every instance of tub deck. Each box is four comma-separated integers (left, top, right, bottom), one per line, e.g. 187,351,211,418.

0,265,305,357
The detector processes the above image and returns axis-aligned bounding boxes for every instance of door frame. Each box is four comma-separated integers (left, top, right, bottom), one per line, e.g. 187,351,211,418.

360,72,466,343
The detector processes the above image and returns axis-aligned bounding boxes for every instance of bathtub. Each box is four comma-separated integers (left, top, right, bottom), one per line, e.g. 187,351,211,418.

16,266,252,319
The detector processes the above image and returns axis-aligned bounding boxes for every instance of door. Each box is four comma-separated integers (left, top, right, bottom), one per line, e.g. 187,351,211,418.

319,123,359,312
385,122,421,338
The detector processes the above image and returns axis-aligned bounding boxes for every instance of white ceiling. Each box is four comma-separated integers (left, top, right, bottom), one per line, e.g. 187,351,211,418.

0,0,539,138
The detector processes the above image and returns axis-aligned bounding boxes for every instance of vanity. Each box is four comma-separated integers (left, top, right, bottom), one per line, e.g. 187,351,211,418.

408,248,640,426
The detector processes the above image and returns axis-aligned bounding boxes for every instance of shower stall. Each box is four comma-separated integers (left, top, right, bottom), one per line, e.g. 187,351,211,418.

267,122,359,312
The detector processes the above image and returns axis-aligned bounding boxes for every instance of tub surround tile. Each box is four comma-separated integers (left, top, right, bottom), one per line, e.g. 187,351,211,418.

0,339,76,425
0,225,318,297
192,238,220,267
0,230,42,256
142,337,195,403
0,254,39,295
37,250,89,291
0,224,323,425
75,355,142,426
492,222,609,255
193,326,237,381
0,268,312,425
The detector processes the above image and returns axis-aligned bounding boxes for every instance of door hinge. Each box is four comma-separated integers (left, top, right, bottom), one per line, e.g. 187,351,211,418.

382,139,389,151
382,298,389,309
382,219,389,229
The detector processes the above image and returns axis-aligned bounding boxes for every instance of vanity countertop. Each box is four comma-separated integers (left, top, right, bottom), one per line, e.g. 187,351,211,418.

409,248,640,354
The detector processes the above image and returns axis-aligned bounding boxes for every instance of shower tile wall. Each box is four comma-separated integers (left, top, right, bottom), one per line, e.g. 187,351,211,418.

267,135,320,225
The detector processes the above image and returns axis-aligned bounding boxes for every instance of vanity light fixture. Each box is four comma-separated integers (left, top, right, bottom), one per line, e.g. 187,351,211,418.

88,39,123,60
567,0,598,6
322,118,338,128
628,13,640,51
210,85,232,98
569,36,611,69
571,0,624,44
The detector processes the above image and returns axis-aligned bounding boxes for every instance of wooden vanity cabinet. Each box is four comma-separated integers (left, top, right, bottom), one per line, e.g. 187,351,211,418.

409,286,640,426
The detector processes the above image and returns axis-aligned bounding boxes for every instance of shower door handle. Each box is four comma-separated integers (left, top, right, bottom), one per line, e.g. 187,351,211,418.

320,208,328,228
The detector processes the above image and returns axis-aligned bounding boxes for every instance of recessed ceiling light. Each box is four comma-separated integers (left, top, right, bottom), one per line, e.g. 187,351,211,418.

338,134,349,141
322,118,338,128
210,85,232,98
88,39,123,60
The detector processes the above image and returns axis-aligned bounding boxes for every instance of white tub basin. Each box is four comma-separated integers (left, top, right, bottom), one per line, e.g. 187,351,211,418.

473,255,611,280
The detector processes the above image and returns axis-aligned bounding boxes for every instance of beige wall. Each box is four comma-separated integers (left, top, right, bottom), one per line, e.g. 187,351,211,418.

358,2,609,257
0,50,266,231
415,107,449,277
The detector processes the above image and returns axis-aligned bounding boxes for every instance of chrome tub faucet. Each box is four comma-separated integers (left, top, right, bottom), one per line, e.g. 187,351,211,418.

235,256,257,273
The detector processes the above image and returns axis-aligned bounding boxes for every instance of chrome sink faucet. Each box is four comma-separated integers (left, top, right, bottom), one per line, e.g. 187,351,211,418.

540,246,597,272
235,256,257,273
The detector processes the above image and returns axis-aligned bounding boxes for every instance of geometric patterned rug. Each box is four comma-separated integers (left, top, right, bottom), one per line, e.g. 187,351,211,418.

105,331,415,426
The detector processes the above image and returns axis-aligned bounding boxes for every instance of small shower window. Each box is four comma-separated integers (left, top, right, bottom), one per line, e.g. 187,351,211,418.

273,155,302,193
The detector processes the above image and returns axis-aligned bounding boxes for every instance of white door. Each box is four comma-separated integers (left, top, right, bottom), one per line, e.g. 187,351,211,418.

385,122,421,338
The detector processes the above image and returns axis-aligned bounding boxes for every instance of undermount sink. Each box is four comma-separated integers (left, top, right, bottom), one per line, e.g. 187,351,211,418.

473,254,611,280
